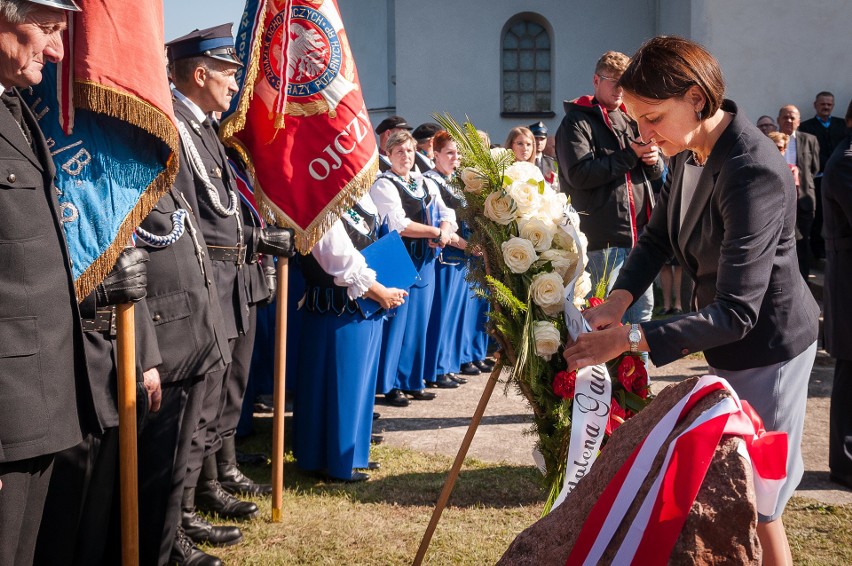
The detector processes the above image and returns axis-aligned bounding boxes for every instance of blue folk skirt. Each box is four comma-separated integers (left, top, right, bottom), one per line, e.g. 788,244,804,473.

293,308,383,479
425,257,468,379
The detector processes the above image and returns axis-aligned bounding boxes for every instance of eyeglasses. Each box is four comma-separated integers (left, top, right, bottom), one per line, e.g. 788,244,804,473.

596,74,621,85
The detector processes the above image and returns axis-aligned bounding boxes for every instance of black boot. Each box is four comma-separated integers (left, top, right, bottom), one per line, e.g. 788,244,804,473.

217,432,272,496
170,526,223,566
195,455,259,521
181,487,243,547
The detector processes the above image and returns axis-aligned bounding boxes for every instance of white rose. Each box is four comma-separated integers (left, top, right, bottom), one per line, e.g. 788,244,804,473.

533,321,562,359
530,272,566,316
505,161,545,185
506,180,542,217
573,271,592,309
518,217,556,252
540,191,568,223
461,167,486,193
483,191,517,225
539,248,580,283
501,237,538,274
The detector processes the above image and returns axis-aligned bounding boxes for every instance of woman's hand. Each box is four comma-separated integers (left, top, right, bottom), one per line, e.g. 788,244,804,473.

563,325,629,372
365,283,408,310
584,289,632,330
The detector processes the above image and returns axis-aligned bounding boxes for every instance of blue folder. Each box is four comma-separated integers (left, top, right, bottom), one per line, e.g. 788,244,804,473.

357,230,420,318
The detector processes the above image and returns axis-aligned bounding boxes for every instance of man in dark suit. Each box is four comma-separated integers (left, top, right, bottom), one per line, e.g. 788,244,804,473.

0,1,95,564
778,104,820,281
165,23,294,552
799,91,849,260
820,98,852,490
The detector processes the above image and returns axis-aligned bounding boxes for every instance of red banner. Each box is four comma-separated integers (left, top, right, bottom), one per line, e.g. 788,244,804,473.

223,0,378,253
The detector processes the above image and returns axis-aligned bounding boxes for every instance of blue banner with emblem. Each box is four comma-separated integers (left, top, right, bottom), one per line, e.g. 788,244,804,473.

22,62,177,299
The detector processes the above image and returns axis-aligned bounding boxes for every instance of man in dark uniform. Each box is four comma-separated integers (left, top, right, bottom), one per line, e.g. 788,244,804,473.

412,122,440,172
165,24,294,531
529,121,558,188
0,1,96,564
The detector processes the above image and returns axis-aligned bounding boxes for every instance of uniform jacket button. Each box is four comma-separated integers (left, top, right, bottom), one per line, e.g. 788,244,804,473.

681,348,690,355
153,314,162,321
7,173,15,183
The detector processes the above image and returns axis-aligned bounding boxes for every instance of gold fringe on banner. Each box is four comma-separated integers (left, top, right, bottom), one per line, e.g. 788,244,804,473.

70,82,180,300
224,137,378,255
219,0,269,142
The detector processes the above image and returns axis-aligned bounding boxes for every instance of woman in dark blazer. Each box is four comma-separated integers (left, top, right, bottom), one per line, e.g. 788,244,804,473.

563,37,819,566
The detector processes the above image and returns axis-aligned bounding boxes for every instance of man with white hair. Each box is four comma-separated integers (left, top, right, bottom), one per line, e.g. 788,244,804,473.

0,1,95,564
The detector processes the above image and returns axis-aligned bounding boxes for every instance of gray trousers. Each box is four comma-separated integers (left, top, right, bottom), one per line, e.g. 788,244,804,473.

711,341,817,522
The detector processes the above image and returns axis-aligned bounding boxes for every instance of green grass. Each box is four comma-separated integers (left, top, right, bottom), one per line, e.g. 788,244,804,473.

207,420,851,565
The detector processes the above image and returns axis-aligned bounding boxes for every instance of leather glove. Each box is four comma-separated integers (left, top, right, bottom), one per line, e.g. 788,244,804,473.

96,247,148,305
254,226,296,257
262,264,277,305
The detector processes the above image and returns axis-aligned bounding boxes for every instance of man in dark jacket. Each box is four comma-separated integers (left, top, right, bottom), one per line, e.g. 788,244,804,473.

799,91,848,260
820,98,852,490
0,1,96,564
556,50,663,323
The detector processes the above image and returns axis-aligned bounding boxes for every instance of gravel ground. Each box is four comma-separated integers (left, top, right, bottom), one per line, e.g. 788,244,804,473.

373,349,852,506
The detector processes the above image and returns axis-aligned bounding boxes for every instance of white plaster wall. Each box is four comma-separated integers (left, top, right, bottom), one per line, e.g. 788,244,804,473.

691,0,852,124
338,0,393,114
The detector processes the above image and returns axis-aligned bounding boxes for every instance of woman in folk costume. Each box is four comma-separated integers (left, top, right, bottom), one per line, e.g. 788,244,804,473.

423,131,493,386
370,130,458,406
293,194,407,482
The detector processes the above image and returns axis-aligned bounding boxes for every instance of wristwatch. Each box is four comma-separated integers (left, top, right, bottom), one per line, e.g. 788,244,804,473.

628,323,642,354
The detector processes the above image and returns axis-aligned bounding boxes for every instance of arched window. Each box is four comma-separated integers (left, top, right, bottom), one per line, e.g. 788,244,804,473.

501,15,552,116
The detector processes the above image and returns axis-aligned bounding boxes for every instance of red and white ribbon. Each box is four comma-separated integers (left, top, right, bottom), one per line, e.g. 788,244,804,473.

565,376,787,566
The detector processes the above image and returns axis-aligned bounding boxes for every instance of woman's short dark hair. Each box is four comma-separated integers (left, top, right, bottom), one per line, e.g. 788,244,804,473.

618,36,725,119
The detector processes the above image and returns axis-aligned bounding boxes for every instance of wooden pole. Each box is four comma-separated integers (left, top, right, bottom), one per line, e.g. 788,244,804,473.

413,362,503,566
116,303,139,566
271,257,289,522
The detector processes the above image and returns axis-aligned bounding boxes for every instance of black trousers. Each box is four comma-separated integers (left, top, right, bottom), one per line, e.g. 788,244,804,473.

186,367,226,490
34,431,122,566
797,210,815,281
831,359,852,480
0,455,54,566
138,375,206,566
216,305,258,441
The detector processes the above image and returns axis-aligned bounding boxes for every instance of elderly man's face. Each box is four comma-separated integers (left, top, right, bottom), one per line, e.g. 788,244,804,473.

0,6,67,88
814,95,834,120
777,106,800,135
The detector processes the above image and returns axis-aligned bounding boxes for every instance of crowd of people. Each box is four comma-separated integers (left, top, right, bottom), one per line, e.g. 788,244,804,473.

0,2,849,566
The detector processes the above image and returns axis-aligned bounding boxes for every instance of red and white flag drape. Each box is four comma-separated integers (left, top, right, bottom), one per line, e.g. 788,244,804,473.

565,375,788,566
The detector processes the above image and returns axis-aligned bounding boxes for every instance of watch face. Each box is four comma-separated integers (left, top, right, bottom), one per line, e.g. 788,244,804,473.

629,328,641,343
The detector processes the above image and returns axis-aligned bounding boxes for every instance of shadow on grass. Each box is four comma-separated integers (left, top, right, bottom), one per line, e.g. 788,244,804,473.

376,413,533,432
235,416,546,510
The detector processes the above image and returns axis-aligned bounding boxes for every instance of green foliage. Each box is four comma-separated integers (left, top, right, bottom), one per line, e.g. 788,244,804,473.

485,276,527,317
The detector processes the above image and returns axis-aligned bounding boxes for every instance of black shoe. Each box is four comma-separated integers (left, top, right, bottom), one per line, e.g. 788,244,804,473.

371,434,384,445
327,471,369,483
373,412,381,420
182,510,243,547
472,360,492,373
459,362,481,376
427,374,459,389
235,450,267,466
403,389,436,401
830,472,852,490
448,373,468,384
171,526,223,566
195,479,259,521
482,357,496,368
384,388,410,407
218,463,273,497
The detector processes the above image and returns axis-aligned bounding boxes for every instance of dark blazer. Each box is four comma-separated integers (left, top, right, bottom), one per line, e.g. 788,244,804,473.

794,130,820,213
613,100,819,370
137,189,231,383
172,96,248,339
799,116,848,171
0,89,92,463
821,131,852,357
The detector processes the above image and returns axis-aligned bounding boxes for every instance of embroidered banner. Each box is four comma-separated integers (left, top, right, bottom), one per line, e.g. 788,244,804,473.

23,0,178,299
222,0,378,254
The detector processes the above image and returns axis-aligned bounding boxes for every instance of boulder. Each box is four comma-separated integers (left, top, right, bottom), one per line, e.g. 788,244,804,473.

498,376,761,565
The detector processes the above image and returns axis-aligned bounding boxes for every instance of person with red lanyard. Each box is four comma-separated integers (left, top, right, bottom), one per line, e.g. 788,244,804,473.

555,50,663,325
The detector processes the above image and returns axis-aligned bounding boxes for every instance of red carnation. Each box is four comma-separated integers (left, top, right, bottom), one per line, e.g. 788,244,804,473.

552,370,577,400
617,355,648,398
587,296,604,308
